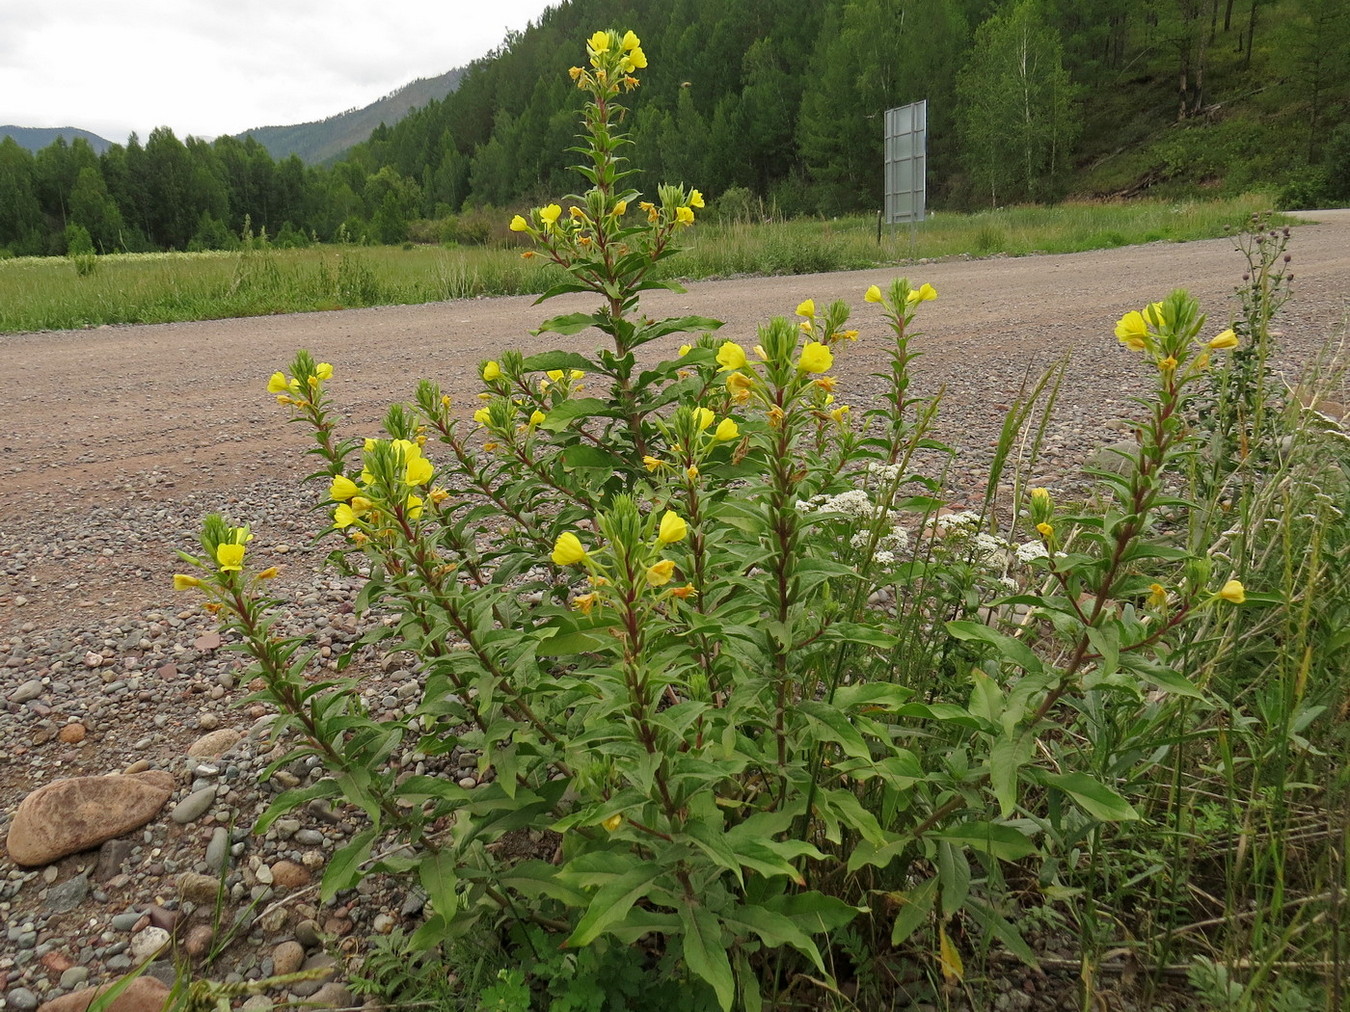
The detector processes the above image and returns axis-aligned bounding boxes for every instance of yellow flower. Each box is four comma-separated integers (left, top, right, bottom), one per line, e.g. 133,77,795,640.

907,283,938,304
797,341,833,374
172,574,203,591
313,363,333,381
588,30,611,54
1115,311,1149,351
267,372,291,394
621,29,640,51
714,418,739,441
670,583,697,599
767,405,785,428
509,215,529,232
1036,522,1055,539
643,455,664,472
1147,583,1168,607
1218,579,1245,604
552,532,588,566
716,341,748,372
830,405,851,423
333,503,360,528
693,407,715,430
329,475,360,501
865,285,883,304
1208,329,1238,350
688,189,704,209
678,344,692,357
1144,301,1167,328
658,511,687,544
529,410,547,427
814,375,836,392
405,455,434,486
1158,356,1178,372
539,204,563,228
602,812,623,832
626,47,648,70
685,465,699,481
646,559,676,586
546,369,564,381
406,494,424,519
473,407,491,425
216,543,246,572
796,299,815,318
613,200,627,217
256,566,279,580
675,205,695,226
482,361,501,381
573,592,598,615
1030,487,1051,505
726,372,754,402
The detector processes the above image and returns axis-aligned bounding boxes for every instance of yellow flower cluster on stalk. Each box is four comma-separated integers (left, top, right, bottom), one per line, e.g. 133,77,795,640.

327,438,441,538
268,362,333,407
549,507,694,613
1113,294,1238,375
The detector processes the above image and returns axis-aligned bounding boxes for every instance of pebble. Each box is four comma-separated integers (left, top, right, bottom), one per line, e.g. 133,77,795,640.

171,786,218,824
9,678,43,703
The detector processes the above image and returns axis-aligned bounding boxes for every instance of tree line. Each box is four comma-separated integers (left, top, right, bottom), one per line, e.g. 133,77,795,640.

2,0,1346,257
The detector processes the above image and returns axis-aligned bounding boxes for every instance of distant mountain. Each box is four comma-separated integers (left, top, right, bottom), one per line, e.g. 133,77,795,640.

238,66,467,164
1,125,113,154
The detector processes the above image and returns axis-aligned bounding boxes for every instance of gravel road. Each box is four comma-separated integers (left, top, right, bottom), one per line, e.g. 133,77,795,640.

0,210,1347,1008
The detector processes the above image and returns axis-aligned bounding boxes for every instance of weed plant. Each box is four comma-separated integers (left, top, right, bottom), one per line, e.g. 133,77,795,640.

169,30,1347,1011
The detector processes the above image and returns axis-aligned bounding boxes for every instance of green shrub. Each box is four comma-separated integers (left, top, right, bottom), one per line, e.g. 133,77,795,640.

173,28,1348,1011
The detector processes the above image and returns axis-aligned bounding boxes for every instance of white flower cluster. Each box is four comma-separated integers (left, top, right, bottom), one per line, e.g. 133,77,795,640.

865,461,904,483
796,488,876,517
1015,540,1049,562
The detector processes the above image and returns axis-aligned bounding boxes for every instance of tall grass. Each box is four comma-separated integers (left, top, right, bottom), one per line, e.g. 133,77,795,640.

0,194,1295,334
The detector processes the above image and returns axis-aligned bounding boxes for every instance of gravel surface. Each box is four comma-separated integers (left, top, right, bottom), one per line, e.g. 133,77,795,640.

1,210,1348,1009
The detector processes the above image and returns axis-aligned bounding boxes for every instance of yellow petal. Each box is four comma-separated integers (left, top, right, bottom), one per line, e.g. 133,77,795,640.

658,511,687,544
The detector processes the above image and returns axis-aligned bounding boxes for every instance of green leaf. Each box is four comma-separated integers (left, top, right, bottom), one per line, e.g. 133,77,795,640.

889,876,938,946
532,314,601,337
561,445,627,471
989,730,1033,818
724,903,826,973
565,864,664,948
320,827,376,902
946,620,1043,674
540,398,615,431
761,891,864,933
680,905,735,1011
965,895,1040,967
796,700,872,760
968,669,1004,727
932,821,1037,861
1040,771,1140,821
1126,659,1205,699
417,849,458,921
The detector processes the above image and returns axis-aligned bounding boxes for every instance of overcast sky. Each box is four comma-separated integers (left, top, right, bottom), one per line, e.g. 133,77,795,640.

1,0,558,144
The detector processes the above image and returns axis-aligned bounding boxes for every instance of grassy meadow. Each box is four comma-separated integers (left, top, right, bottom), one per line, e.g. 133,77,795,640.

0,194,1297,334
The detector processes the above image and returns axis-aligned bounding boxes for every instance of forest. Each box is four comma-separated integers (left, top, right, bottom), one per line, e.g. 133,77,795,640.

1,0,1346,257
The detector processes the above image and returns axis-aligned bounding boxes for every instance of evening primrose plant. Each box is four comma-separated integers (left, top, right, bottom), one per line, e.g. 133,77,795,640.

169,29,1295,1012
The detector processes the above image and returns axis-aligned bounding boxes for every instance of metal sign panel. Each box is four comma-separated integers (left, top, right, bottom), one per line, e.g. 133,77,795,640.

884,100,927,224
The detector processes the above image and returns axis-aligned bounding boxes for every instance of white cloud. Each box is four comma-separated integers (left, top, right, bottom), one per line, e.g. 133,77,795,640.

0,0,556,143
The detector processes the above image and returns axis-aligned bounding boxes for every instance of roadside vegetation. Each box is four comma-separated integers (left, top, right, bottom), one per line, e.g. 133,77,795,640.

0,195,1298,334
163,31,1350,1011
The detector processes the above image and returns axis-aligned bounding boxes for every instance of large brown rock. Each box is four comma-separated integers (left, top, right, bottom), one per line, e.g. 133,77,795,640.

6,771,175,867
36,976,171,1012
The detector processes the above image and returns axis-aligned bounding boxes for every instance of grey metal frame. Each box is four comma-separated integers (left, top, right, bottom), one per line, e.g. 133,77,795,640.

883,100,927,224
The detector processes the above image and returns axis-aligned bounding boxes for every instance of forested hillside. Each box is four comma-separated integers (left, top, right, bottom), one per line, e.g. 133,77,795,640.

2,0,1346,257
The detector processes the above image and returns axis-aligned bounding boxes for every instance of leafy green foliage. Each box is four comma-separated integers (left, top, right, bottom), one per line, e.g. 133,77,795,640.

171,28,1350,1011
